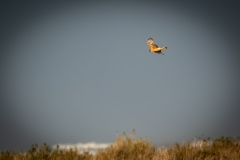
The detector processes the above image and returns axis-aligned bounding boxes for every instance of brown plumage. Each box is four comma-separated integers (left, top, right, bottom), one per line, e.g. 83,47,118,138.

147,38,167,55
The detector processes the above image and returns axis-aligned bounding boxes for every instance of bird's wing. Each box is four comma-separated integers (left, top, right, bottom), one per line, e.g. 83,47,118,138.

149,43,159,49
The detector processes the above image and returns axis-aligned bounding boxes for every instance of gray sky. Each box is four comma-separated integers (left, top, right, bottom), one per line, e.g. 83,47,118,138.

1,0,240,151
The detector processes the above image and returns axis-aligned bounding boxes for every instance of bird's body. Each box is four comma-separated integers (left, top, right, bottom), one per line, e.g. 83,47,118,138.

147,38,167,55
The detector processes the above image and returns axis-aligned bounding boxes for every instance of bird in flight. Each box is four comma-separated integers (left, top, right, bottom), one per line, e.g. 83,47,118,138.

147,38,167,55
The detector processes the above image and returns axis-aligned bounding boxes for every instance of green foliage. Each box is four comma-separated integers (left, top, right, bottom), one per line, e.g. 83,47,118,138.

1,132,240,160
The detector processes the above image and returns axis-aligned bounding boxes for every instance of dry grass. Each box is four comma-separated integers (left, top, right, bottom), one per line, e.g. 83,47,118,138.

1,131,240,160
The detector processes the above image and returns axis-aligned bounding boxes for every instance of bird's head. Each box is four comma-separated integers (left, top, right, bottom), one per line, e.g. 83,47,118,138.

147,38,154,45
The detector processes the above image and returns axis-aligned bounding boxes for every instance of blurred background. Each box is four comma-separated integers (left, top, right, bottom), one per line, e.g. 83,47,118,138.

1,0,240,151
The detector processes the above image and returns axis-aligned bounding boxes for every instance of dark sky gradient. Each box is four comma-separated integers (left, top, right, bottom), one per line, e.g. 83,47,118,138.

1,0,240,151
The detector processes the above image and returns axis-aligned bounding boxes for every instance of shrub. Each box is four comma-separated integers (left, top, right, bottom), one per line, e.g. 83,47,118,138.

1,132,240,160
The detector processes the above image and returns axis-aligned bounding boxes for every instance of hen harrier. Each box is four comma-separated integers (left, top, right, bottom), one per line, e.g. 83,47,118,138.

147,38,167,55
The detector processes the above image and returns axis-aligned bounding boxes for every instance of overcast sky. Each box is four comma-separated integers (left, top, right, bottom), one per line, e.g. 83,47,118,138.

1,0,240,151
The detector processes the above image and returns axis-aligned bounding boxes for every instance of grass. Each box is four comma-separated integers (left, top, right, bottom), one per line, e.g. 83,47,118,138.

1,131,240,160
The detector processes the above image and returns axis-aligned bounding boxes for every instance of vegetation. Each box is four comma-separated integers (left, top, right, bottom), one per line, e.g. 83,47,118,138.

1,131,240,160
